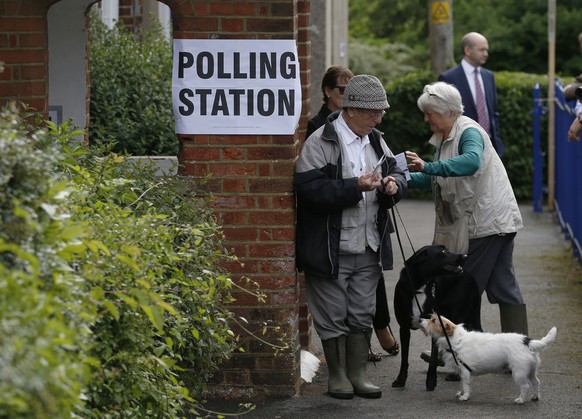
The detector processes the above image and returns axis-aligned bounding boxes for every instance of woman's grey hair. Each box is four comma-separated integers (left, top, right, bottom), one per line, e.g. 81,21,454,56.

416,82,464,117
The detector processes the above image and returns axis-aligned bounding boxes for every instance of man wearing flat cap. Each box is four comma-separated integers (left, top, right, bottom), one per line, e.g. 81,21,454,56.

294,74,407,400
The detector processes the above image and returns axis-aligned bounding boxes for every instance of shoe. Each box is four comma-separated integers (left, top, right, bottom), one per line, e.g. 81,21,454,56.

420,350,445,367
368,350,382,362
382,341,399,356
375,325,399,356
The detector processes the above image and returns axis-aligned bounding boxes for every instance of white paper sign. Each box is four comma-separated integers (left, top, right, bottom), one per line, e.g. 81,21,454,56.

172,39,302,135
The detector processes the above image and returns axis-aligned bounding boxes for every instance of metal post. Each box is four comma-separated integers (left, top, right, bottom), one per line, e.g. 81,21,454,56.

532,84,543,213
547,0,556,210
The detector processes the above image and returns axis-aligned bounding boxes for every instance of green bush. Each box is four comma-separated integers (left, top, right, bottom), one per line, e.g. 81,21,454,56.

379,70,549,200
348,38,422,87
0,105,89,418
0,104,238,417
89,11,177,156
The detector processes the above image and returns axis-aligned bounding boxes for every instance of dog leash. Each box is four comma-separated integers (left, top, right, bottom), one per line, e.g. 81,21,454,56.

390,202,422,315
390,199,473,374
434,305,474,374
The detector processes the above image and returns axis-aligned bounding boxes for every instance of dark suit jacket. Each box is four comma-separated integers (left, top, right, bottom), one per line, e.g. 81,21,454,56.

439,64,505,156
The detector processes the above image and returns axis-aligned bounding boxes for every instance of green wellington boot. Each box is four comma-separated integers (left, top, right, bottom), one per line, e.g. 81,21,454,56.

346,332,382,398
321,336,354,399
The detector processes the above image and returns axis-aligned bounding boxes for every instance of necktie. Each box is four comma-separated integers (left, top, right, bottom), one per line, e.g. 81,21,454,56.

474,68,490,133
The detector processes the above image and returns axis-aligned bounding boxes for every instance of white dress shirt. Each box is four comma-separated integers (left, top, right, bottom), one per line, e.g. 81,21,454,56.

335,112,370,177
461,58,485,105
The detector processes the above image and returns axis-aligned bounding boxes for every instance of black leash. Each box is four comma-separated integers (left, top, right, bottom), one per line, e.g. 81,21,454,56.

435,310,473,373
390,203,422,315
389,198,472,373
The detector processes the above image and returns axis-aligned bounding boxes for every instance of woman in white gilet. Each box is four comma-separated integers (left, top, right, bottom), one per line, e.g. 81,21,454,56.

406,82,528,337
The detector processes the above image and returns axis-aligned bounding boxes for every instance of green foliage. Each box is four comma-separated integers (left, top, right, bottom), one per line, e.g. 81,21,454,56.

452,0,582,76
494,71,549,199
379,71,548,200
348,38,424,86
349,0,427,52
0,104,239,417
0,104,90,417
349,0,582,77
89,11,177,156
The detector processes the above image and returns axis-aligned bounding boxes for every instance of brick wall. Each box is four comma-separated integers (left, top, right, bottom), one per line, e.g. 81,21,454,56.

0,0,49,113
118,0,143,32
173,0,311,398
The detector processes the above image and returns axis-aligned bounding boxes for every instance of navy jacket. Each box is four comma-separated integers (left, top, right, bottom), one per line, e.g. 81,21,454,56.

439,64,505,157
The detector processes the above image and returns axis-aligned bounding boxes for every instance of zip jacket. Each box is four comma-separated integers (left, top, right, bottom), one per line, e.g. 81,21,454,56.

294,111,407,278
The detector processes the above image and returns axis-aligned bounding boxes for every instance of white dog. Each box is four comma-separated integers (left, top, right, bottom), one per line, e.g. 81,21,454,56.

420,313,557,404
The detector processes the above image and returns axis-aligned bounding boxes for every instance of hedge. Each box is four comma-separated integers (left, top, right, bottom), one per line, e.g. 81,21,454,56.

0,104,242,417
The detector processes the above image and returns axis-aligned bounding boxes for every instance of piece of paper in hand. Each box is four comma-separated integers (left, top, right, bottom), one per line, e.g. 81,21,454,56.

395,152,411,181
372,154,387,175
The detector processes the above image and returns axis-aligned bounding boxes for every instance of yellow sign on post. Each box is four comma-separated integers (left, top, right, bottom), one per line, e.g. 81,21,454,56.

431,1,450,24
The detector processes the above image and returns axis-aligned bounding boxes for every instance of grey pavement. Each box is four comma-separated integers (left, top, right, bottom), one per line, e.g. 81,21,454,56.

208,199,582,419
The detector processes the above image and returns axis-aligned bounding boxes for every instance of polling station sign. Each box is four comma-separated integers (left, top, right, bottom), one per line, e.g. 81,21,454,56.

172,39,302,135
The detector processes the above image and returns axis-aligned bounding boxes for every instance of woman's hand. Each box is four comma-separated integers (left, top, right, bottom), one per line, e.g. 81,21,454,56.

405,151,425,172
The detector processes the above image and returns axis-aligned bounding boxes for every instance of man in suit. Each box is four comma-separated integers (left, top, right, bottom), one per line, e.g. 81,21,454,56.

439,32,505,156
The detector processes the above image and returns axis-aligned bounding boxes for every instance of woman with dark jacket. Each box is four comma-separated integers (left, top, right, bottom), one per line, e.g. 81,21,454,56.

305,66,354,140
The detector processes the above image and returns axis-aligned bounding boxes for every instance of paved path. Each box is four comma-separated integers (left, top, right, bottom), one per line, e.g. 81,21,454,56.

212,199,582,418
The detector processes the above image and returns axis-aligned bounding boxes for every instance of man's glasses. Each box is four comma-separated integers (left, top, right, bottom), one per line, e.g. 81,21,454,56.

335,85,346,94
356,109,387,119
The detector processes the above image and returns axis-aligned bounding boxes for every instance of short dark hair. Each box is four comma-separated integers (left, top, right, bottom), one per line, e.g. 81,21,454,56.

321,65,354,103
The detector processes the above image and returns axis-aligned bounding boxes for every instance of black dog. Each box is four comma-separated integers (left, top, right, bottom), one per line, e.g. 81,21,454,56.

391,244,482,391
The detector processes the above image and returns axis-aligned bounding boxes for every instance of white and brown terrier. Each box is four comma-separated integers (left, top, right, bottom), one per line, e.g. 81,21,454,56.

420,313,557,404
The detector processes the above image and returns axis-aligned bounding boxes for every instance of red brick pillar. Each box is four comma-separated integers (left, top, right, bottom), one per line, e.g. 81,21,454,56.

118,0,142,31
172,0,311,397
0,1,49,113
296,0,313,351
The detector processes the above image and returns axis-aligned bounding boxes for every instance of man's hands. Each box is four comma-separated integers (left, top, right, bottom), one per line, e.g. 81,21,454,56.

380,176,399,195
358,172,398,195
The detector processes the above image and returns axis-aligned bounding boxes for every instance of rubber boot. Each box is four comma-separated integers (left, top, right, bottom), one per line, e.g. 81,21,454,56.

499,303,529,335
346,332,382,398
321,336,354,399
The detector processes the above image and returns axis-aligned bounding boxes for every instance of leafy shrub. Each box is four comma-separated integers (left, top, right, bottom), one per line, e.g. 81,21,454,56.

0,104,238,417
348,38,422,87
348,0,582,77
0,104,89,418
379,70,549,200
89,11,177,156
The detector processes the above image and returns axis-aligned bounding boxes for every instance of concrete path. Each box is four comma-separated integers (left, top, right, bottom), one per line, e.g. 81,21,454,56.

213,199,582,419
